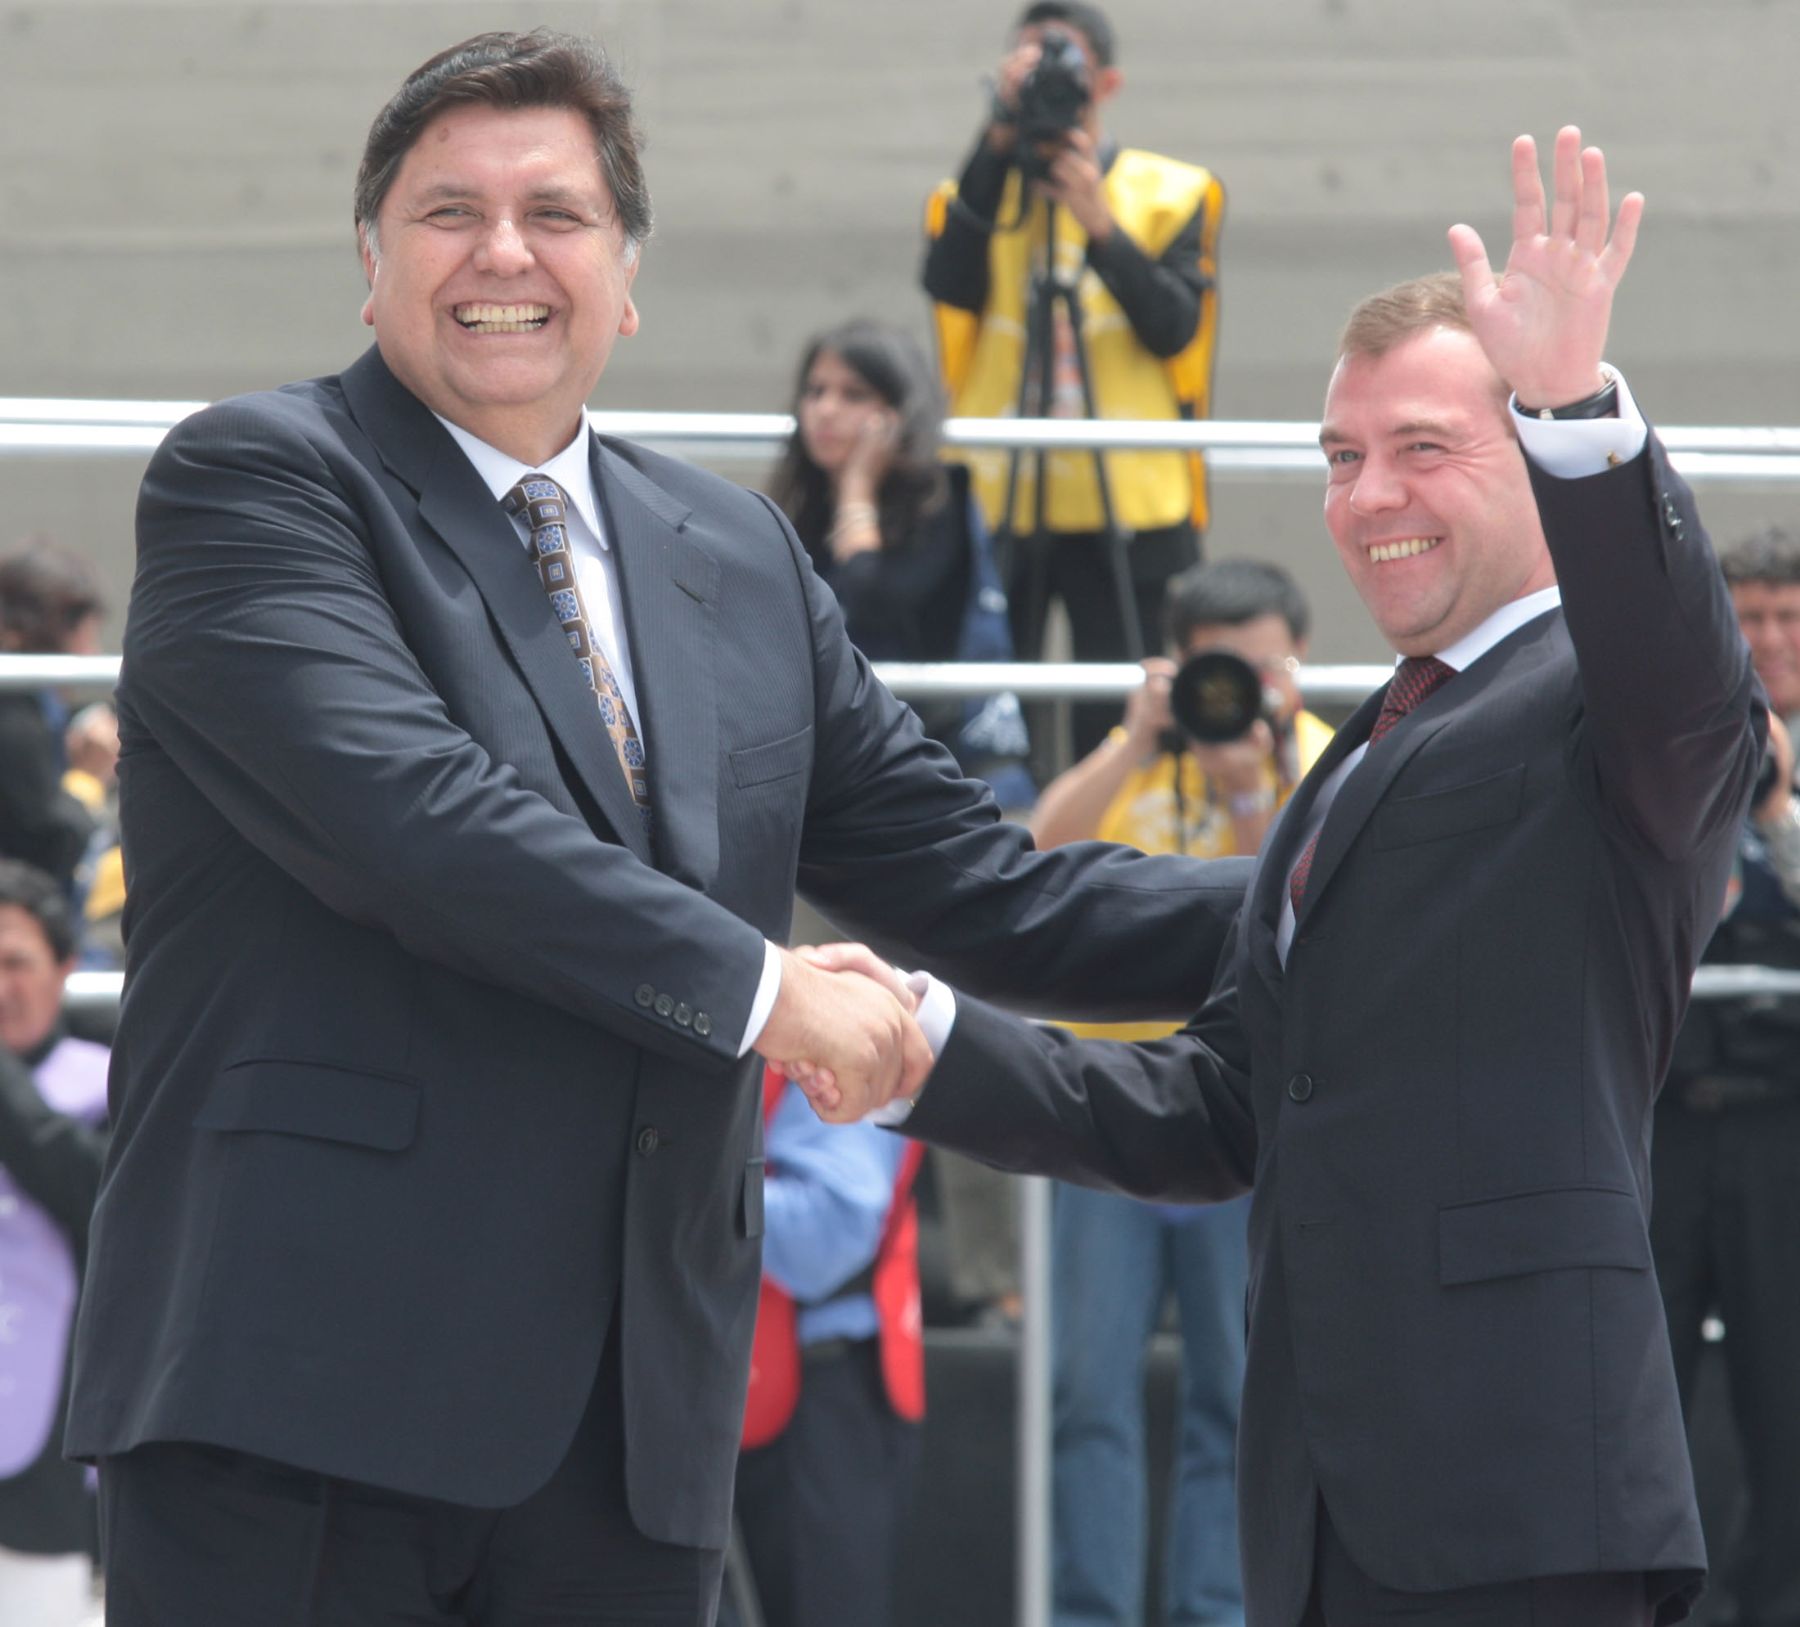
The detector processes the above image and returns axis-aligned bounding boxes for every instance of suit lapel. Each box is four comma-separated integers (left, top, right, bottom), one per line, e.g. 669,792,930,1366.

1243,686,1385,992
338,348,655,866
593,438,721,892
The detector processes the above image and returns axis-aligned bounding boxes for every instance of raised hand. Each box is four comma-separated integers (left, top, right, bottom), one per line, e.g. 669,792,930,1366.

753,946,932,1125
1447,127,1643,409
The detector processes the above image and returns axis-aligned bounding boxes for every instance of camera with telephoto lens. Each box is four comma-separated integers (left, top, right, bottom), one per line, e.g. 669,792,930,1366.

1014,27,1092,152
1165,650,1284,747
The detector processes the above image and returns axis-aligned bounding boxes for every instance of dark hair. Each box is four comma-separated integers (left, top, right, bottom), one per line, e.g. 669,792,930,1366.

766,321,949,565
1016,1,1115,67
0,859,76,962
1720,525,1800,589
1166,558,1311,647
0,541,105,654
355,30,651,258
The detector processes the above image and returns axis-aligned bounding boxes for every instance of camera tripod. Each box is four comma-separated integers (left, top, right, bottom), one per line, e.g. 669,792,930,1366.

996,199,1145,665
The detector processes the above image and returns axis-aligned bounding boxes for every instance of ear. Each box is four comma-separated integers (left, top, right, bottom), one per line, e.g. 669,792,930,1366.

618,249,641,339
1093,65,1123,106
358,226,378,329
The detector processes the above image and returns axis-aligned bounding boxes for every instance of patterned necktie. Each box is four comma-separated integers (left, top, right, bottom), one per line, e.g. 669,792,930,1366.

503,475,651,831
1288,655,1454,912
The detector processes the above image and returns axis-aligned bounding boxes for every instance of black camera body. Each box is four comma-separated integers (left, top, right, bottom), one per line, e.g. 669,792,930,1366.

1014,27,1091,153
1166,650,1281,746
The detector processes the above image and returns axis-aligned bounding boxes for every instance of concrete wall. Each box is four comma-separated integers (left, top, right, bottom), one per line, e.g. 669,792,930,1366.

4,0,1798,658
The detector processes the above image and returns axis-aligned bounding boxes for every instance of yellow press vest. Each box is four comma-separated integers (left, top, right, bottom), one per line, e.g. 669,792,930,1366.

926,149,1224,536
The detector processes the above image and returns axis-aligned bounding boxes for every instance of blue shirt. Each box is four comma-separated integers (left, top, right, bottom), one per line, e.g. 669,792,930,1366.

762,1083,910,1346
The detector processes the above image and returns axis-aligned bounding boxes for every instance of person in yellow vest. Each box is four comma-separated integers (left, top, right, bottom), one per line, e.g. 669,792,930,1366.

923,0,1224,758
1032,559,1330,1627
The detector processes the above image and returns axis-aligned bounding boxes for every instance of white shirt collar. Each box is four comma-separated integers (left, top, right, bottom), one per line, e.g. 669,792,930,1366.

432,409,608,549
1426,584,1563,673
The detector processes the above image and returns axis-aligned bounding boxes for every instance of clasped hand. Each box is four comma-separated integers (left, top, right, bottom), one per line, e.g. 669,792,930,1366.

753,944,934,1124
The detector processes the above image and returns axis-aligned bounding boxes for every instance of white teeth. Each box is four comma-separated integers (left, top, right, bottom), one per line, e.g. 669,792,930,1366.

454,302,550,332
1368,537,1441,563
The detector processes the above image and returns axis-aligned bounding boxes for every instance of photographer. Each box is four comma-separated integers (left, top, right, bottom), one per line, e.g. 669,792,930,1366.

922,0,1224,757
1651,525,1800,1627
1030,559,1329,1627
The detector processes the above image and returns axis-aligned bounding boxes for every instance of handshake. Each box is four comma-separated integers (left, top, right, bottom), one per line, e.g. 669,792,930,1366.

753,944,937,1123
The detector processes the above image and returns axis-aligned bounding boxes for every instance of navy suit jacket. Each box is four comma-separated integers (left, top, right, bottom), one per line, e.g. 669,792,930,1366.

66,346,1249,1547
907,438,1763,1625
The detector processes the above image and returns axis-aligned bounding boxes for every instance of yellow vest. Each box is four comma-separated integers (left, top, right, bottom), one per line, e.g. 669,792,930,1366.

1060,708,1333,1042
926,149,1224,535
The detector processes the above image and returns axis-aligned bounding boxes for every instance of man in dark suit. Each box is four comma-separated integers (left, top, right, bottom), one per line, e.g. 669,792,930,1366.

810,130,1764,1626
68,31,1250,1626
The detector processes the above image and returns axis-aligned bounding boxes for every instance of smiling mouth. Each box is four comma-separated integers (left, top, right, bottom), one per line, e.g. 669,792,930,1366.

1368,537,1442,564
453,303,551,334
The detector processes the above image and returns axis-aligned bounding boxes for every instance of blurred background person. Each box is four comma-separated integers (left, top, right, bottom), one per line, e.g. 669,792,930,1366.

923,0,1224,760
0,545,106,893
59,704,125,968
1652,524,1800,1627
724,1065,924,1627
768,316,1033,805
0,859,110,1627
1031,558,1329,1627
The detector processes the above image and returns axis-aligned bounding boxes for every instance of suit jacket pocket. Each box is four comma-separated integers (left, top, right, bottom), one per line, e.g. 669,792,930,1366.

740,1157,765,1239
194,1059,421,1152
1373,764,1525,850
1438,1185,1650,1286
729,726,814,789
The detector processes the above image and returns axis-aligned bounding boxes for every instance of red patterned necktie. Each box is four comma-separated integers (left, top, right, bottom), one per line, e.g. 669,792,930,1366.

1288,655,1455,912
504,475,652,832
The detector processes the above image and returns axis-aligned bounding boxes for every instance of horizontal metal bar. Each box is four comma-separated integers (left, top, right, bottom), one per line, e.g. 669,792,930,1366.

3,399,1799,473
0,654,1399,705
58,964,1800,1015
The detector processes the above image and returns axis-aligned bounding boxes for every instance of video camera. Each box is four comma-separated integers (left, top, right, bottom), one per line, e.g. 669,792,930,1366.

1014,27,1092,160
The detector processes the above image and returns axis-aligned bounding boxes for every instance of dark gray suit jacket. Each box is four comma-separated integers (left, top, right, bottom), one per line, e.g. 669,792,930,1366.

66,346,1248,1547
907,439,1762,1625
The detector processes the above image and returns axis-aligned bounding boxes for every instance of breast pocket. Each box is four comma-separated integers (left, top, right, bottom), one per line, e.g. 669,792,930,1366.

1373,764,1525,850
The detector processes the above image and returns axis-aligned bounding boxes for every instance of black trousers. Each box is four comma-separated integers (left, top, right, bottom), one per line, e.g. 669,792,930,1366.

97,1330,724,1627
720,1339,920,1627
1300,1501,1653,1627
1007,521,1201,760
1651,1087,1800,1627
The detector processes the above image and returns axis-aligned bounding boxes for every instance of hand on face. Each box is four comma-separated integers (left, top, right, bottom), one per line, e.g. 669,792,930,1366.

754,945,933,1124
840,408,901,499
1447,127,1642,409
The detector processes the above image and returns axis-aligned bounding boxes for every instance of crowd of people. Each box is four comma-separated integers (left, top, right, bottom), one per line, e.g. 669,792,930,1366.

0,6,1794,1627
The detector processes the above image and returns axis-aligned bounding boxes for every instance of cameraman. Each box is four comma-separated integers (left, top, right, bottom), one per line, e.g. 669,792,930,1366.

923,1,1224,758
1029,559,1329,1627
1651,525,1800,1627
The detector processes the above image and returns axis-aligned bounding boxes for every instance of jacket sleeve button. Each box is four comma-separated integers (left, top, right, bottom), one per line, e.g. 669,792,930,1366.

693,1012,713,1038
654,993,674,1018
673,1003,693,1027
635,984,656,1008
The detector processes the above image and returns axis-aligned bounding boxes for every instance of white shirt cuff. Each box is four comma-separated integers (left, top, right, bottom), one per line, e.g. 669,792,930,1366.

865,971,957,1125
1511,366,1648,478
736,940,786,1058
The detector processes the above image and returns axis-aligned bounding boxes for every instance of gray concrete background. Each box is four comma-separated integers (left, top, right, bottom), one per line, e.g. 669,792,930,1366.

4,0,1798,659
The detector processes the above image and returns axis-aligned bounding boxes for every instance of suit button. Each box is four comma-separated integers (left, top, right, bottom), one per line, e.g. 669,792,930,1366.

635,984,655,1009
693,1012,713,1037
1287,1073,1315,1103
673,1003,693,1028
1661,494,1684,535
654,993,674,1018
635,1126,661,1156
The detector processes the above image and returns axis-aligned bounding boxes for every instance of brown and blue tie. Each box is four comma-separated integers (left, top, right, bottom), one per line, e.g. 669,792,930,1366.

504,475,651,832
1288,655,1454,912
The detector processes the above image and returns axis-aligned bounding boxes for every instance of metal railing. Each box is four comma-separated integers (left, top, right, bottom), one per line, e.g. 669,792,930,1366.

6,397,1800,484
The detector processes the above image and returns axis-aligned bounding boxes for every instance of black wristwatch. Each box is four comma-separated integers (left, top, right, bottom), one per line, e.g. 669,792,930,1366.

1519,371,1620,421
